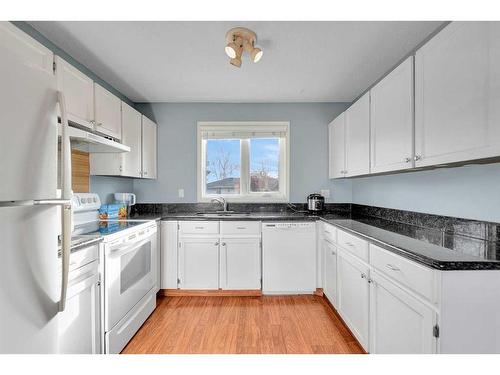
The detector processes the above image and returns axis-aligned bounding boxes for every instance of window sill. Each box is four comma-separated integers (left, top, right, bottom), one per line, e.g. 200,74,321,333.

198,195,289,204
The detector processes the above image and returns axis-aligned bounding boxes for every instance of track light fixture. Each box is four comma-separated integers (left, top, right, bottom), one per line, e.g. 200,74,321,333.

224,27,263,68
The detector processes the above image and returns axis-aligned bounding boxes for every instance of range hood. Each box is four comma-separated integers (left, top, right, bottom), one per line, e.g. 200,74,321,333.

59,124,130,153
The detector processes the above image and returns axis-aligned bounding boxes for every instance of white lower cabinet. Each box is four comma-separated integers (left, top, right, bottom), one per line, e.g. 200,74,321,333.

220,238,261,290
337,249,370,351
178,238,219,289
369,270,436,354
174,221,262,291
161,221,178,289
58,249,101,354
322,238,338,308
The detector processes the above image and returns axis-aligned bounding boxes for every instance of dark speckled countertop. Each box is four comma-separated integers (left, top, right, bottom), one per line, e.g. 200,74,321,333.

130,209,500,271
321,215,500,270
156,211,320,221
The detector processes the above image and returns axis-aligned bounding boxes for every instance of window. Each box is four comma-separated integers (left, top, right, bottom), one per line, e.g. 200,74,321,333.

198,122,289,202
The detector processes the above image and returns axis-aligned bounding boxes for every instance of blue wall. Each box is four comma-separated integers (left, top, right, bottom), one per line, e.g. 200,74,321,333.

133,103,352,203
350,163,500,222
90,176,134,204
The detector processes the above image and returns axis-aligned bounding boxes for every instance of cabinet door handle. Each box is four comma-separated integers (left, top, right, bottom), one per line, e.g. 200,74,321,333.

360,273,367,279
345,242,354,247
221,242,226,246
414,155,421,161
195,226,205,229
236,227,246,230
386,263,400,271
214,242,219,246
331,250,336,255
404,157,411,163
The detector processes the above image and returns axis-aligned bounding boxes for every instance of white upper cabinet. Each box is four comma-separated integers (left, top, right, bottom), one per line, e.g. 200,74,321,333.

328,113,346,178
121,102,142,177
141,116,158,179
415,22,500,167
345,92,370,177
94,83,122,140
55,56,94,129
90,101,142,177
370,56,414,173
0,22,53,74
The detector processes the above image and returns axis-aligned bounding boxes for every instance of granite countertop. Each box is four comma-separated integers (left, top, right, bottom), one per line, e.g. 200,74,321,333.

126,214,163,222
321,216,500,270
158,211,321,221
151,210,500,270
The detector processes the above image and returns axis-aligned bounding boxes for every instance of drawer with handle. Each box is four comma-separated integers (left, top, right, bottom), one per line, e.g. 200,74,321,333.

220,221,260,235
370,243,435,302
179,221,219,235
337,228,369,262
67,244,98,271
323,223,337,243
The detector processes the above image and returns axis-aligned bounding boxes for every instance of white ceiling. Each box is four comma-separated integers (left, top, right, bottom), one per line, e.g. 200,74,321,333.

30,21,444,103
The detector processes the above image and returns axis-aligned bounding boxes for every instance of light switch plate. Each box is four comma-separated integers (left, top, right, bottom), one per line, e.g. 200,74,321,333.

178,188,184,198
320,189,330,199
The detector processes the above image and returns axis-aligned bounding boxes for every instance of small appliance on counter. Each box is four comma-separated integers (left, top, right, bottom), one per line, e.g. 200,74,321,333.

114,192,136,217
307,193,325,213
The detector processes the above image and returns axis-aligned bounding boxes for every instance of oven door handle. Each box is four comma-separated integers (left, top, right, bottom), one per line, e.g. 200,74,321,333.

108,237,152,258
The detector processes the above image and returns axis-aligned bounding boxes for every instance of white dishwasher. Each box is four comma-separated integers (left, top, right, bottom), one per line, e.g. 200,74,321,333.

262,222,316,294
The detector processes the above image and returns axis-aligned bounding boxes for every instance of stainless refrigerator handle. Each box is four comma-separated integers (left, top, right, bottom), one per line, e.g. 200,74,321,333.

0,199,71,207
59,203,72,312
58,90,72,201
58,90,73,312
34,199,72,206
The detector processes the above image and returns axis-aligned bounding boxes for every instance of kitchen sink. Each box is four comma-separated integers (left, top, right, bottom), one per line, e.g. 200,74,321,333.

194,212,251,217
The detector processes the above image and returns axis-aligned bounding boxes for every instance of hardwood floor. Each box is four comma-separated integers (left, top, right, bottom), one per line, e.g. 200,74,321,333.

122,295,365,354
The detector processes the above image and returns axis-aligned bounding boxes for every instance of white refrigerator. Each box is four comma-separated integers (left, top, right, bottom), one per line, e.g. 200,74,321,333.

0,37,73,353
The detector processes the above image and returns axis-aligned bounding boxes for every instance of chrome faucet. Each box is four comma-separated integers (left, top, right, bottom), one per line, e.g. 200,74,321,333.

211,197,229,212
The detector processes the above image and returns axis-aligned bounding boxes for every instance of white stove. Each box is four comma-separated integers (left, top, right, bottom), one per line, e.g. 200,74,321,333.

71,193,158,354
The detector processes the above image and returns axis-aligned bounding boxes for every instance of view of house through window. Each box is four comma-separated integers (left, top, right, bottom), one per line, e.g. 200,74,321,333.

205,139,241,194
199,122,289,202
249,138,280,193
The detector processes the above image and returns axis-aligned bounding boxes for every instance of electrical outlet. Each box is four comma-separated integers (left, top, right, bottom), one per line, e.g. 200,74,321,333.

320,189,330,199
178,188,184,198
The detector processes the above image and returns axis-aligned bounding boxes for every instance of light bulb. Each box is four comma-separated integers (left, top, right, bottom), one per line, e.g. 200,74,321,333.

251,48,263,63
225,43,237,58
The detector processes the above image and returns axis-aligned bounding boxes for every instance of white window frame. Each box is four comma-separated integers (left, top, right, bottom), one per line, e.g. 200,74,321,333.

197,121,290,203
